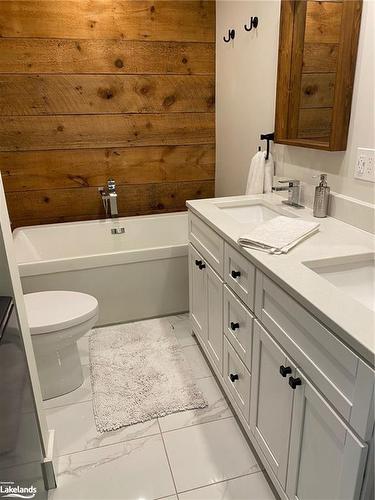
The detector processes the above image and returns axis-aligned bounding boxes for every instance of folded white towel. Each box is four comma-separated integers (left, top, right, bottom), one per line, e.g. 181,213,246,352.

246,151,265,194
238,216,320,254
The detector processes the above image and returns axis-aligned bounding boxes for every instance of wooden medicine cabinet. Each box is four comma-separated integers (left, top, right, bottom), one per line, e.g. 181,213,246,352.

275,0,362,151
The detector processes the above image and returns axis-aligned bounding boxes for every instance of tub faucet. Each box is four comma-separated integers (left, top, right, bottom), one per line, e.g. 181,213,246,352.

98,179,119,218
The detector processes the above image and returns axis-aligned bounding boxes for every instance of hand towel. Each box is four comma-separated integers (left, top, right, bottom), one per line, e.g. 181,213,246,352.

246,151,265,194
238,216,320,254
264,153,274,194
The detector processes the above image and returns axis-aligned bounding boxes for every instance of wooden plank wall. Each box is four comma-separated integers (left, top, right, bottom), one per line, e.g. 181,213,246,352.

0,1,215,227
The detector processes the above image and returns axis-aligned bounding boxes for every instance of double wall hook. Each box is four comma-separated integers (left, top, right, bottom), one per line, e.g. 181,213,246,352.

244,16,258,31
223,29,235,43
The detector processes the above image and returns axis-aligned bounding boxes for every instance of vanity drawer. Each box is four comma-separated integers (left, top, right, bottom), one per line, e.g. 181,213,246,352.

223,337,251,422
189,212,224,276
224,285,253,371
224,243,255,310
255,271,374,440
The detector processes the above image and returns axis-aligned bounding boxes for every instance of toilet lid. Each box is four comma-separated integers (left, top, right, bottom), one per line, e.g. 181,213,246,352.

24,291,99,335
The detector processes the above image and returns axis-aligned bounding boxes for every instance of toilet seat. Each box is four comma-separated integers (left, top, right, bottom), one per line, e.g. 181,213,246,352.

24,291,99,335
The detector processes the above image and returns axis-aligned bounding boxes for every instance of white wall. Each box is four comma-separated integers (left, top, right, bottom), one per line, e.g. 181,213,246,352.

216,0,280,196
216,0,375,208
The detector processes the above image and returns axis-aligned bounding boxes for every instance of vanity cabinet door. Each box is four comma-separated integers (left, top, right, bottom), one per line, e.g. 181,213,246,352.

286,370,368,500
250,321,295,490
206,265,223,374
189,244,207,343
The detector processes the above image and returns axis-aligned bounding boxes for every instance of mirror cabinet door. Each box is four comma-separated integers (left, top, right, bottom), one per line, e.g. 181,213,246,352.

275,0,362,151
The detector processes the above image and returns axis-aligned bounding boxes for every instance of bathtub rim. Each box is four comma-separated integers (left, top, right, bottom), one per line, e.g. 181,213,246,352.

14,211,188,277
13,210,187,236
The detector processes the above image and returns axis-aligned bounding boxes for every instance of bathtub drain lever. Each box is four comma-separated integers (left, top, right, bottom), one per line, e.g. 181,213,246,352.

111,227,125,235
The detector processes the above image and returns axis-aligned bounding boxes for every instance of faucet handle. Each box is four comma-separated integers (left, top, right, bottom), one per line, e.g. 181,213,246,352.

107,178,116,192
278,179,300,187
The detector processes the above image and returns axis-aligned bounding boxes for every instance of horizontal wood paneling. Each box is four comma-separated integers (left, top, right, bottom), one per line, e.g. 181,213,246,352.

298,108,332,138
0,113,214,151
7,180,215,224
300,73,335,108
0,1,215,42
0,39,215,74
1,1,215,227
1,145,215,191
0,75,214,115
304,1,343,44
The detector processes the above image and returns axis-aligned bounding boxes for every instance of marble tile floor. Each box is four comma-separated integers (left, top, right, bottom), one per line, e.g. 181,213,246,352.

46,314,276,500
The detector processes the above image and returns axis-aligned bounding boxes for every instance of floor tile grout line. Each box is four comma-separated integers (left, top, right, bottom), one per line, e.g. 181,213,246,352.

54,427,162,459
160,414,234,435
157,419,179,498
175,470,266,496
53,414,234,459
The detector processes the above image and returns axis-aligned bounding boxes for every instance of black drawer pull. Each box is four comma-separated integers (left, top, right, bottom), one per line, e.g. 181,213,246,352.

279,365,292,377
229,373,239,383
289,376,302,389
195,259,206,270
231,270,241,279
230,322,240,331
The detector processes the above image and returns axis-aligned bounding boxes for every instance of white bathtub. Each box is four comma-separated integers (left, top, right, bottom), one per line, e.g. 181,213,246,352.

14,212,189,325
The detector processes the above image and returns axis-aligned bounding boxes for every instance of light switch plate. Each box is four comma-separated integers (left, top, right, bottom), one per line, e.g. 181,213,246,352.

354,147,375,183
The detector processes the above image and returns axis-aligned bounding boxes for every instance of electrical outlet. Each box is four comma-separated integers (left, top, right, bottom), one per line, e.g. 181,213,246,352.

354,148,375,182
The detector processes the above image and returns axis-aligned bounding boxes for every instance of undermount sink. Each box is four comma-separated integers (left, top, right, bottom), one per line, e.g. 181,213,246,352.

213,199,296,224
304,253,375,312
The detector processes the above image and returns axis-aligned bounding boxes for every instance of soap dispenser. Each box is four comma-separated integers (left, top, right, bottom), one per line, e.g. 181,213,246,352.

313,174,330,218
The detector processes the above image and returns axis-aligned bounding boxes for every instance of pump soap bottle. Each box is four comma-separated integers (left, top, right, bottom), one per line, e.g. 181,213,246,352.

313,174,330,218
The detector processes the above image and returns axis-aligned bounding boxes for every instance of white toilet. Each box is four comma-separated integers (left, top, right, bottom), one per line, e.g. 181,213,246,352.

24,291,99,400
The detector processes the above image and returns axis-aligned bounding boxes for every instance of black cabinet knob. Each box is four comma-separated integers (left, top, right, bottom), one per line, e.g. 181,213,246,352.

289,376,302,389
230,322,240,331
231,270,241,279
229,373,239,383
279,365,292,377
195,259,205,270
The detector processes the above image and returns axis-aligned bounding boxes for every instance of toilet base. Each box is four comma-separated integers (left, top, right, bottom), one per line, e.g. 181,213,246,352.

34,342,84,400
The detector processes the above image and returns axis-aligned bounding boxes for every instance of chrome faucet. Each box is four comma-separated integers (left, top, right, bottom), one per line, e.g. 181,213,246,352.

273,179,304,208
98,178,119,217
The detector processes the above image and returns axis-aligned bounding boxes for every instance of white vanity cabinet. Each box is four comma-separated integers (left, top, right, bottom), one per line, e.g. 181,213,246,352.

250,321,295,489
287,370,368,500
189,244,207,340
188,244,223,374
188,211,374,500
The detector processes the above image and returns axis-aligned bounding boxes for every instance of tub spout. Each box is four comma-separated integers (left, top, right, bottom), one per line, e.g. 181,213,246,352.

98,178,119,218
109,192,118,217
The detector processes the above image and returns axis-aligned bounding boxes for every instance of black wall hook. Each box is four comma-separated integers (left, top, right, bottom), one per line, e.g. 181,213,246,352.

244,16,259,31
223,29,235,43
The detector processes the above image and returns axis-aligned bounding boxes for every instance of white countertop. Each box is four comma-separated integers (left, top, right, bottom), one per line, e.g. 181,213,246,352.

187,193,375,368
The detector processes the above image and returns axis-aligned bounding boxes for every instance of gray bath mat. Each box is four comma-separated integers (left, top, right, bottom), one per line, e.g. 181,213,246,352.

89,318,208,432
